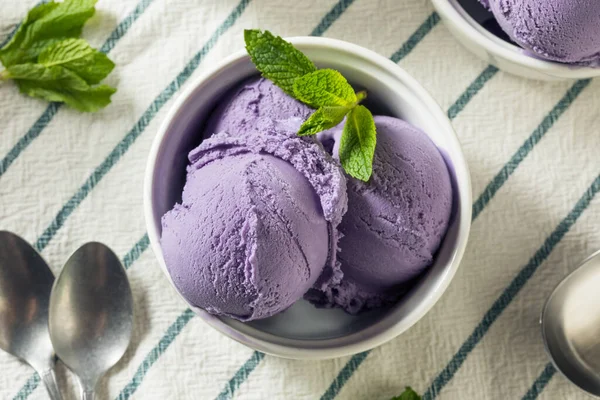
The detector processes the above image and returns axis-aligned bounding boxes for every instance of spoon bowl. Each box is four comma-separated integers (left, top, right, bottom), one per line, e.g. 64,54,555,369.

541,249,600,396
0,231,62,400
49,242,133,399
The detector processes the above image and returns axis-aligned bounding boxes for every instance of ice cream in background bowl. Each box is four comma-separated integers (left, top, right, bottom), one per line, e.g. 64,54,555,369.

486,0,600,66
432,0,600,81
144,36,472,359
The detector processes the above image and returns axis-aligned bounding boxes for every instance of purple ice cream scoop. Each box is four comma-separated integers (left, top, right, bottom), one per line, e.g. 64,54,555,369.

204,76,312,138
484,0,600,66
161,132,347,321
312,116,452,313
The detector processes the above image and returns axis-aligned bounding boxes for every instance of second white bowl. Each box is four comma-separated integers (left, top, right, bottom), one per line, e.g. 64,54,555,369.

432,0,600,81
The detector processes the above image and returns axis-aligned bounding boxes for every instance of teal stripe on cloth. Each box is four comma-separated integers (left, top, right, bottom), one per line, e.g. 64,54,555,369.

319,65,499,400
390,12,440,63
310,0,355,37
115,309,196,400
0,0,156,180
320,351,370,400
31,0,249,253
423,172,600,400
11,234,151,399
99,0,154,54
521,363,556,400
215,351,266,400
447,65,498,119
0,24,19,49
0,104,62,179
472,79,591,219
12,375,40,400
124,309,263,400
123,234,150,270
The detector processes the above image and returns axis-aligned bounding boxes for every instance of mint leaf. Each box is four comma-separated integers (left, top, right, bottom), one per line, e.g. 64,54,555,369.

293,69,357,108
4,63,115,112
390,387,421,400
339,105,376,181
0,1,116,112
243,29,378,178
39,38,114,84
0,2,60,66
0,0,97,67
244,29,316,96
28,2,62,20
298,106,350,136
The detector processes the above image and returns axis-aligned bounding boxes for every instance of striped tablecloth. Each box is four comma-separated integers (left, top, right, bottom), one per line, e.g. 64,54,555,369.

1,0,599,399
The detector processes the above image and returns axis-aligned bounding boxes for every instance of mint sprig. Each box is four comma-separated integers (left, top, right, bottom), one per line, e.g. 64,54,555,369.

0,0,116,112
0,0,96,66
390,387,421,400
244,29,377,181
3,64,115,112
244,30,316,96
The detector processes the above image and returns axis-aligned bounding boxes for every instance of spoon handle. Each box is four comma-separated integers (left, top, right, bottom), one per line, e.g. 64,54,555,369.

80,389,95,400
40,368,63,400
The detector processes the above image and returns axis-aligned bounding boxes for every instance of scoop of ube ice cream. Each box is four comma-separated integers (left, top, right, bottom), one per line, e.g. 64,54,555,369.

161,131,347,321
203,76,313,138
311,116,452,313
487,0,600,66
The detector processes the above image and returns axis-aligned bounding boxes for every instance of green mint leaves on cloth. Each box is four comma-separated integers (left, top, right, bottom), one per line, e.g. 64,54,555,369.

244,29,377,181
390,387,422,400
39,38,114,84
3,63,116,112
0,0,116,112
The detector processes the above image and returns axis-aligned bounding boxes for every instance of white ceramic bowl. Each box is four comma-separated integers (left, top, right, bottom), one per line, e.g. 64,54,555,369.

144,37,472,359
432,0,600,81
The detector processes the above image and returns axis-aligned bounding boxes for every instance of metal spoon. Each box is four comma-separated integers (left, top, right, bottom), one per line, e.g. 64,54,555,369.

0,231,63,400
49,242,133,400
541,249,600,396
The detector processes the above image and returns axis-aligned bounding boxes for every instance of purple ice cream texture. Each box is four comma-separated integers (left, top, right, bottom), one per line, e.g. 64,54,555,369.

161,131,347,321
204,76,313,139
162,73,453,318
313,116,453,313
483,0,600,66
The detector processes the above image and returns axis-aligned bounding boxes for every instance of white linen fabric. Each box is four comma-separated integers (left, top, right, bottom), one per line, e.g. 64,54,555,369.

1,0,598,399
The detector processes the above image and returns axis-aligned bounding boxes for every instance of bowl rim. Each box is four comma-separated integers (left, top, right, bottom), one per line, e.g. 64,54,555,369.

431,0,600,79
144,36,472,359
